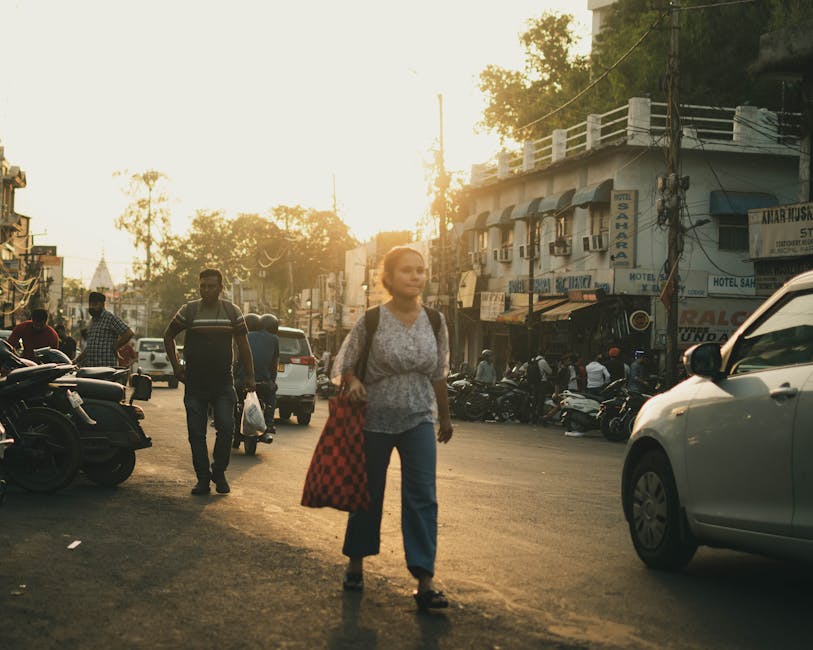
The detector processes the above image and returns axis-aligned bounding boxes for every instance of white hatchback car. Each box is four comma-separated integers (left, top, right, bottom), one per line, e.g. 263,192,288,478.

275,326,316,425
133,337,178,388
622,270,813,570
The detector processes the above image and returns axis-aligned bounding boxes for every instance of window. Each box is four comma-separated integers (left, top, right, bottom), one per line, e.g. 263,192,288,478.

590,204,610,236
718,215,748,251
500,228,513,246
729,291,813,374
476,230,487,251
556,208,574,240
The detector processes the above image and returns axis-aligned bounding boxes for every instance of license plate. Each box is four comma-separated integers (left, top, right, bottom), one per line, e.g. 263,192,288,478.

67,390,84,408
277,362,285,372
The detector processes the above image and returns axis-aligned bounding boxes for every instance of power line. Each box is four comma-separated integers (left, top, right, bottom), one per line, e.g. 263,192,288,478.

681,0,758,9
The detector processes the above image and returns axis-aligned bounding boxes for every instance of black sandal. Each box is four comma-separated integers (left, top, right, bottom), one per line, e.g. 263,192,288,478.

413,589,449,610
342,572,364,591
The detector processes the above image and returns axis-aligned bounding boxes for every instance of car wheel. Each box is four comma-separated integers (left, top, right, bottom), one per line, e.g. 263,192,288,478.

296,412,311,426
626,450,697,570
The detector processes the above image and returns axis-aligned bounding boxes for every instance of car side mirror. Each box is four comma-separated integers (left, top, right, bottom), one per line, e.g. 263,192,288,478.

683,343,722,379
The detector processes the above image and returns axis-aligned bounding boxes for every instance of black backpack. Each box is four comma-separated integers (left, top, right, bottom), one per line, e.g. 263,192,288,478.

526,357,542,384
355,305,442,381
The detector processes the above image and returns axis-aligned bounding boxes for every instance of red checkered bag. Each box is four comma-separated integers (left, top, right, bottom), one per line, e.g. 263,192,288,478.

301,394,370,512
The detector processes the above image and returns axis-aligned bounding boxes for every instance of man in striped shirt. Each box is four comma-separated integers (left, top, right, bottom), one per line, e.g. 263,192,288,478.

164,268,255,496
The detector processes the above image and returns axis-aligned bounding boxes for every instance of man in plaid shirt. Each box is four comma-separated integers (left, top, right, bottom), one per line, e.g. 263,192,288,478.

75,291,134,367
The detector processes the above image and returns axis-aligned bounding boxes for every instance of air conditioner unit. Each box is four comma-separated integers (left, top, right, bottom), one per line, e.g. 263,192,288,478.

519,243,540,259
548,239,572,256
497,246,513,262
582,233,608,252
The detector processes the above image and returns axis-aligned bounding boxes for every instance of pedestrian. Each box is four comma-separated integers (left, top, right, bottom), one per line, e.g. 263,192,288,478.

604,346,626,381
574,354,587,391
475,348,497,385
630,350,648,390
74,292,135,367
8,309,59,360
527,350,553,423
331,245,453,610
163,268,256,496
54,324,78,360
585,353,610,395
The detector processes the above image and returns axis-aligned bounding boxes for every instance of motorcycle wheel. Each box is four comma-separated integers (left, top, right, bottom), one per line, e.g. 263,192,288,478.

496,397,518,422
83,449,136,487
4,407,82,493
244,437,258,456
462,395,489,421
601,408,625,442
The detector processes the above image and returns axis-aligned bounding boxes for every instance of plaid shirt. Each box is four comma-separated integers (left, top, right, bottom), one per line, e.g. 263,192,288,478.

81,309,130,367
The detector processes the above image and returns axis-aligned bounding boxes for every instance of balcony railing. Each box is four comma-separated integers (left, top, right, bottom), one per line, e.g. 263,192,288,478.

471,97,801,187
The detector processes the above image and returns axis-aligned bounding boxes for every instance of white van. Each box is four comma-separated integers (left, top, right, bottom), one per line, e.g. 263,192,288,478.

133,337,178,388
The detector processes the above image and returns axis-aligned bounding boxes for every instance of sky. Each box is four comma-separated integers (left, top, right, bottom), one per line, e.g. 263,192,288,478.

0,0,592,285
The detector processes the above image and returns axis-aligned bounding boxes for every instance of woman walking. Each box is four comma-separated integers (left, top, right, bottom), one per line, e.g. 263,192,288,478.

331,245,453,610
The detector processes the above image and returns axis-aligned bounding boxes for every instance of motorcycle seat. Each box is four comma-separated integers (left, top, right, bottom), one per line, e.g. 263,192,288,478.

54,377,125,402
77,367,123,380
3,363,64,385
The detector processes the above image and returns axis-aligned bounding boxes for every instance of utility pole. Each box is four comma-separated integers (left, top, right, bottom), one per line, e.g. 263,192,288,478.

527,217,537,360
664,1,682,388
437,94,448,319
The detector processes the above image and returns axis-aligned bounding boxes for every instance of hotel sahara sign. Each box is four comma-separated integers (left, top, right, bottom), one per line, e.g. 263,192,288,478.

609,190,638,268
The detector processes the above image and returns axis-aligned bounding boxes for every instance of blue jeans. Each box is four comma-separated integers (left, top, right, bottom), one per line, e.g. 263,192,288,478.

184,384,237,480
343,421,438,578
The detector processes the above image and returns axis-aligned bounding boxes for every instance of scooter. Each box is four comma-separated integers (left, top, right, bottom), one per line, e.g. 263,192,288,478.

0,343,153,487
559,389,603,433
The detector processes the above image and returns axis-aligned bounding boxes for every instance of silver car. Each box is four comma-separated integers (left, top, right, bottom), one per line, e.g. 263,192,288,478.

274,327,316,425
622,270,813,569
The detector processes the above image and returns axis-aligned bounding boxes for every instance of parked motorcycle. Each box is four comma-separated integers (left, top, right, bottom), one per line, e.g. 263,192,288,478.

600,379,656,442
560,381,628,433
0,421,11,504
0,363,89,493
1,343,154,487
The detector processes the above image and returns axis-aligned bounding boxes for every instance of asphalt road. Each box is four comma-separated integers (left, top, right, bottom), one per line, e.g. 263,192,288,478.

1,387,811,649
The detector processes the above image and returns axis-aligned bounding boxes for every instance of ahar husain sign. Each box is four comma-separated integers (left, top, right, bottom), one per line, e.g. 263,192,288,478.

748,201,813,259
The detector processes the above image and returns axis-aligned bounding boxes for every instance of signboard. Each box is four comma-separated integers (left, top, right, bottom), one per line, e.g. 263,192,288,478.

629,310,651,331
30,245,57,256
506,269,614,296
748,201,813,259
754,259,813,295
653,296,764,349
480,291,505,322
615,268,708,298
457,271,477,309
609,190,638,268
708,274,756,296
3,259,20,271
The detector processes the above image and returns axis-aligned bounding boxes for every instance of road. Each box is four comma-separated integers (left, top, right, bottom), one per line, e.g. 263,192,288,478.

1,387,811,649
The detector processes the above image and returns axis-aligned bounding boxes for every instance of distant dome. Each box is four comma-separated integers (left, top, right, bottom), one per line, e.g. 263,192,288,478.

88,257,114,294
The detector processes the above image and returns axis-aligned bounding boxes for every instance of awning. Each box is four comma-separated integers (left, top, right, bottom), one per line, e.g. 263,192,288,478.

486,204,515,228
538,300,597,322
463,210,490,231
535,188,575,215
572,179,613,207
709,190,778,215
495,297,569,324
511,197,544,221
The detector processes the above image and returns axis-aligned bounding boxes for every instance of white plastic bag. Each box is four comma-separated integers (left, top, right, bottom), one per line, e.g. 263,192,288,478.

241,391,266,436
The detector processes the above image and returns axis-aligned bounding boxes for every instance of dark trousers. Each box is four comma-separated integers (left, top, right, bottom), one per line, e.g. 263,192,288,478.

184,384,237,480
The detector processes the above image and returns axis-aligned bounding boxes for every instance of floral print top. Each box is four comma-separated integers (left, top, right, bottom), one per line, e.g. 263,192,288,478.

332,305,449,434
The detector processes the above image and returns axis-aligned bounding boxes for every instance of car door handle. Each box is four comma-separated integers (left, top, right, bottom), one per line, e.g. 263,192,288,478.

770,384,799,399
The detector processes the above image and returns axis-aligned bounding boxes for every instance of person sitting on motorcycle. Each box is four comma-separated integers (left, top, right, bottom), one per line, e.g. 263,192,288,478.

235,313,279,443
604,347,627,381
474,349,497,385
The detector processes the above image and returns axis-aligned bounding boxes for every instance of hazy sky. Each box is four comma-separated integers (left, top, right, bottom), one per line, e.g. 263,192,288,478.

0,0,591,284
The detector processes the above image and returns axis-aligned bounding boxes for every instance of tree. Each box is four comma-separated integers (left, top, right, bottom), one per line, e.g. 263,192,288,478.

113,170,171,284
479,12,591,141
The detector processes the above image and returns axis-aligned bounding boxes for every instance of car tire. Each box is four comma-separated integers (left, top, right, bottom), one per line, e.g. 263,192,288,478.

296,412,311,426
626,450,697,570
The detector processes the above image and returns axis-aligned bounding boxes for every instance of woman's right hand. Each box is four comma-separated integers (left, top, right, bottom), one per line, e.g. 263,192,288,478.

345,376,367,403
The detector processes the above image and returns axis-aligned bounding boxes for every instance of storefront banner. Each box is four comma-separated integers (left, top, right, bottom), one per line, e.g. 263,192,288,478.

480,291,505,322
653,296,763,349
609,190,638,268
748,201,813,259
507,269,613,296
707,274,756,296
615,268,707,298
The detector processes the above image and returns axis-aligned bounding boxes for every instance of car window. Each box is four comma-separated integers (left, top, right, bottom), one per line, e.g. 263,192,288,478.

139,340,165,353
279,333,309,356
729,291,813,375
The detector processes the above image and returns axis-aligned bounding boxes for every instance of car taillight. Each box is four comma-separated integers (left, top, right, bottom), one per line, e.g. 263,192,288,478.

290,355,316,367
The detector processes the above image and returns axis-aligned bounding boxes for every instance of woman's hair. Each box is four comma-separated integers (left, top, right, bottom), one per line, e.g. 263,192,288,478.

380,246,424,294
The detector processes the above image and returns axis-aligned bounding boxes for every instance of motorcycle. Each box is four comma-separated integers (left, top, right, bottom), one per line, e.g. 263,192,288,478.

600,379,656,442
0,421,11,504
233,382,274,456
1,343,153,487
0,362,90,493
560,381,628,433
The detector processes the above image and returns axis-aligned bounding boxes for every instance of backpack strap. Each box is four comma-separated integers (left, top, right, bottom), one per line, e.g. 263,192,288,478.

355,306,381,382
423,305,441,341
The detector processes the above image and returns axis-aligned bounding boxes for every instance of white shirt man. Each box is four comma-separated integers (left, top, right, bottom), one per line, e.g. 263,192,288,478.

585,358,610,390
